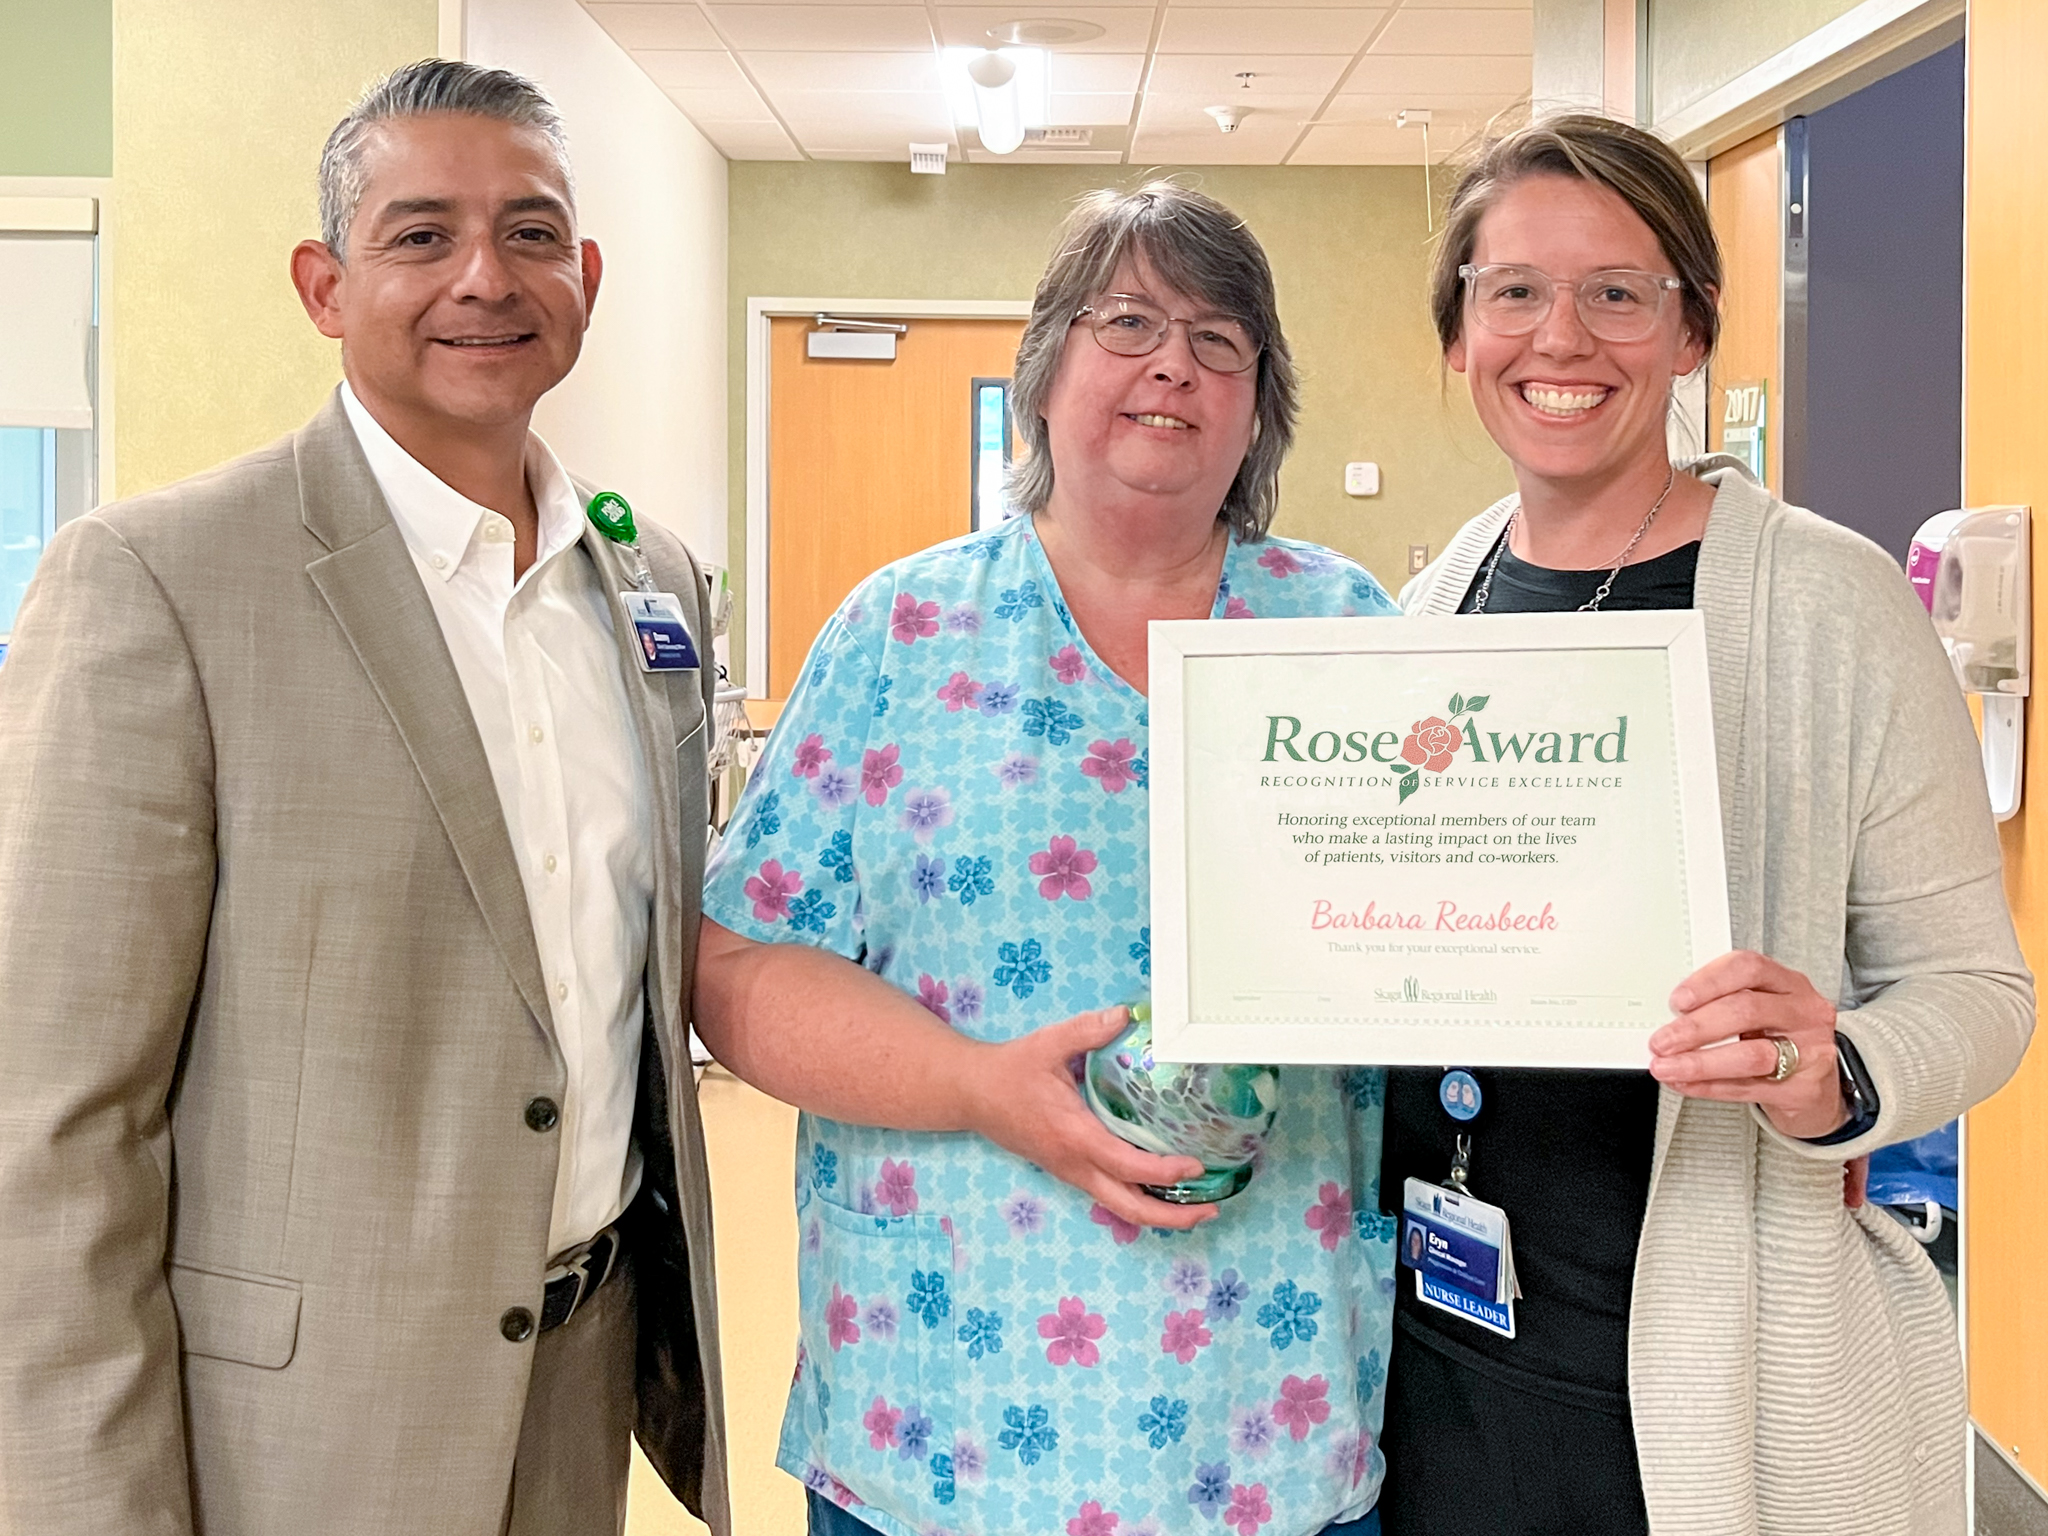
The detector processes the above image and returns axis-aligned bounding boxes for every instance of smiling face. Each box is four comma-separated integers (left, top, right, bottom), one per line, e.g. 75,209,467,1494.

1448,173,1706,491
1039,257,1260,527
296,111,598,439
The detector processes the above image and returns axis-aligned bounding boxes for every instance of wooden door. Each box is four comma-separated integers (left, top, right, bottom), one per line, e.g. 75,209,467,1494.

767,316,1026,699
1707,128,1784,496
1966,0,2048,1485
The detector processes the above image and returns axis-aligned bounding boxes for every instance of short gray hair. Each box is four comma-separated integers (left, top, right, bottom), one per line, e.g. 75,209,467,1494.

1008,181,1298,541
318,58,574,259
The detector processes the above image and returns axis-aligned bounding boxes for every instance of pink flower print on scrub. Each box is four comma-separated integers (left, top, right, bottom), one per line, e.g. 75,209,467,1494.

917,973,951,1022
827,1284,862,1351
745,860,803,923
1304,1183,1351,1252
791,733,832,779
1223,596,1255,619
1271,1374,1330,1441
1038,1297,1108,1367
876,1158,920,1216
1225,1482,1273,1536
1258,547,1305,579
1091,1203,1141,1245
1068,1502,1121,1536
862,745,904,806
865,1396,904,1451
891,593,941,643
1030,835,1098,900
1161,1308,1213,1364
937,672,984,712
1081,739,1142,794
1050,645,1090,685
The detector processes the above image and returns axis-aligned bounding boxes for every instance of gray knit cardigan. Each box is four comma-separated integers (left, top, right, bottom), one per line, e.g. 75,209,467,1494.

1398,457,2034,1536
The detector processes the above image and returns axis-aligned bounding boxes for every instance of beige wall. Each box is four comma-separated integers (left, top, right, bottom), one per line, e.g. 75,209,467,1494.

1647,0,1868,121
110,0,438,498
467,0,731,562
726,161,1511,684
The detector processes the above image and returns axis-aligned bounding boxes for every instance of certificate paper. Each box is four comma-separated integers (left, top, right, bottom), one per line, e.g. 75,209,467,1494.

1149,612,1730,1068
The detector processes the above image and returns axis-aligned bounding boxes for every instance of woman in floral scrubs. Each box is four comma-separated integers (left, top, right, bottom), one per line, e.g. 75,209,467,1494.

696,183,1399,1536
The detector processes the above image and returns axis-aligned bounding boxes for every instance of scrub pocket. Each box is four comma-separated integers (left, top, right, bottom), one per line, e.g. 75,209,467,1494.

796,1187,958,1513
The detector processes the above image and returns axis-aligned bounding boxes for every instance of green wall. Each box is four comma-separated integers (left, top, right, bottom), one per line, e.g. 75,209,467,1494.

0,0,113,176
728,162,1511,679
1650,0,1869,119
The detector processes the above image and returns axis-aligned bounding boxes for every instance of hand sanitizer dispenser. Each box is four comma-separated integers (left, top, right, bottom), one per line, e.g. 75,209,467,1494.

1911,506,2029,821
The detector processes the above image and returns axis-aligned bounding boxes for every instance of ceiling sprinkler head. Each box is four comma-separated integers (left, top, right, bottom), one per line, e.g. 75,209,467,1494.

1205,104,1247,134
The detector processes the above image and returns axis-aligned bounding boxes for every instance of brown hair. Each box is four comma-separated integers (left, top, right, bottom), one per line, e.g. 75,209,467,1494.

1428,113,1722,358
1009,180,1297,541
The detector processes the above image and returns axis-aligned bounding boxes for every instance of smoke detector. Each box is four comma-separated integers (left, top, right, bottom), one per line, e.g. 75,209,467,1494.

1205,104,1248,134
986,17,1106,45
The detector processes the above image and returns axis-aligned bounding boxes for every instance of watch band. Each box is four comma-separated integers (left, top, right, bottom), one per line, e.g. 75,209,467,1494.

1801,1031,1882,1146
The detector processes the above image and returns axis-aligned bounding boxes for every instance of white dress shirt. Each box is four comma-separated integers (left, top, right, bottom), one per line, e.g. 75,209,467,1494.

342,383,653,1257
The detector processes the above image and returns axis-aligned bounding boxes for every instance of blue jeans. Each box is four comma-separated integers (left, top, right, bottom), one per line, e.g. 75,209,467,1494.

807,1488,1382,1536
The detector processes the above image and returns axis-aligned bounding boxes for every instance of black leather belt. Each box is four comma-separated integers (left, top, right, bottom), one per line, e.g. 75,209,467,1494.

539,1226,621,1333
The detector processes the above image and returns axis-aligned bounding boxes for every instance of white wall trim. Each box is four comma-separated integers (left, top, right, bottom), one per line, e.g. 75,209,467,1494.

0,176,115,505
1656,0,1964,160
744,296,1033,696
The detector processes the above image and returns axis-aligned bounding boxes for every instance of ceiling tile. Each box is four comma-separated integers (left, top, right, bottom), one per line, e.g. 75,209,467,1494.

1145,53,1348,96
1049,52,1145,92
934,8,1157,51
1156,8,1387,55
743,50,943,91
1399,0,1529,8
708,5,934,49
1051,90,1136,125
774,88,957,137
661,84,780,118
966,147,1128,163
696,120,807,158
1371,8,1533,54
584,2,723,48
1289,119,1480,163
637,49,754,90
1136,88,1324,149
1317,90,1520,125
1337,53,1530,94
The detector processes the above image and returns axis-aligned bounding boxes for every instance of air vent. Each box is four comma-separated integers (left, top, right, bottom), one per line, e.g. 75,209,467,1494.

910,142,949,174
1023,127,1092,147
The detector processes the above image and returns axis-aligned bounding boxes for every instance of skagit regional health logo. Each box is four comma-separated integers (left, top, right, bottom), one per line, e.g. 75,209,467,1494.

1395,692,1489,802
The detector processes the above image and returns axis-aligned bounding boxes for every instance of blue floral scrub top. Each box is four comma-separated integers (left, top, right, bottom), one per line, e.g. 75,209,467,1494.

703,515,1401,1536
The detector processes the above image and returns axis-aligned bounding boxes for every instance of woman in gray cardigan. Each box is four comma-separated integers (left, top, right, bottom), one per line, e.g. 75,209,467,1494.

1380,114,2032,1536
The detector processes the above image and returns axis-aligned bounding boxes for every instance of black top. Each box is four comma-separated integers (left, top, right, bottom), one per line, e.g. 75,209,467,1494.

1380,533,1701,1413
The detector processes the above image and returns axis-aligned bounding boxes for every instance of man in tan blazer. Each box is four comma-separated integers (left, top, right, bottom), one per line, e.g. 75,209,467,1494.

0,61,728,1536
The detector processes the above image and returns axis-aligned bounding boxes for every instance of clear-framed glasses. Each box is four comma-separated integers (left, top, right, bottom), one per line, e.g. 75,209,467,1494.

1459,263,1684,343
1073,295,1261,375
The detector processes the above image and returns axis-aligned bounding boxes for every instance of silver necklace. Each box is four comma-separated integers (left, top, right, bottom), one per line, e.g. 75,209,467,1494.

1469,465,1677,614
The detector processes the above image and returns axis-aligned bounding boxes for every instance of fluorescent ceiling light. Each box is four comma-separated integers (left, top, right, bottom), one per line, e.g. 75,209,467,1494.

941,46,1048,147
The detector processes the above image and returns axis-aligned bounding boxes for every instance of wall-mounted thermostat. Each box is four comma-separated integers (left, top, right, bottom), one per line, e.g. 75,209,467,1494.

1344,461,1380,497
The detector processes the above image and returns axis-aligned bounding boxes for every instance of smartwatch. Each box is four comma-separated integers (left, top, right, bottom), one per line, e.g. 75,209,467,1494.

1802,1031,1881,1146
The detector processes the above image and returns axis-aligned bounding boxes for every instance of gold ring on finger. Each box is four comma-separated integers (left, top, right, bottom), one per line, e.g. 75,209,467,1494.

1766,1035,1799,1083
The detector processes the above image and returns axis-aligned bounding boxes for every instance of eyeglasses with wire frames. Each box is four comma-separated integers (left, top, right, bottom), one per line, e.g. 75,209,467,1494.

1459,264,1685,344
1072,294,1262,375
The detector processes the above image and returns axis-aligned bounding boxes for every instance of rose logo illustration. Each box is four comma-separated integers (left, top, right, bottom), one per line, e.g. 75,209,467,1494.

1400,716,1463,773
1395,690,1487,803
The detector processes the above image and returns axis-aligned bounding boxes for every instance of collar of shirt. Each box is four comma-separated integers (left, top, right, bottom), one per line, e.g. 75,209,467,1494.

340,381,586,585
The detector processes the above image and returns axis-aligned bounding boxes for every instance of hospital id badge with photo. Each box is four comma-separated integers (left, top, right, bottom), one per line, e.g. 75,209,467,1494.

621,591,700,672
1401,1176,1521,1340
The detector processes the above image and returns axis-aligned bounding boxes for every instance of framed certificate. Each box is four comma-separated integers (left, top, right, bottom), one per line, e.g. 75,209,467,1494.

1148,612,1730,1068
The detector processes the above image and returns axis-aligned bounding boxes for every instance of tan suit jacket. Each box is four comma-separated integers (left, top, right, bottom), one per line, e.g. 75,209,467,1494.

0,393,731,1536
